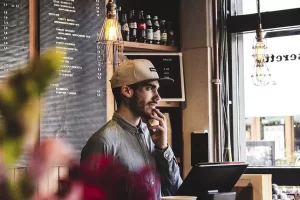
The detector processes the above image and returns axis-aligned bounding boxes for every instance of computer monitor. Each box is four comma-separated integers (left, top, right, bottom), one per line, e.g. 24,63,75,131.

176,162,248,199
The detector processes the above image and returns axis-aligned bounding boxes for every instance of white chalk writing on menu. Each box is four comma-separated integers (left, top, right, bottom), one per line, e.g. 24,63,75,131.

0,0,29,84
39,0,107,161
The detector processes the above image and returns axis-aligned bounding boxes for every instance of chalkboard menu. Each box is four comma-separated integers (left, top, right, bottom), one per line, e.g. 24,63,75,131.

124,53,185,101
0,0,29,167
39,0,107,159
0,0,29,84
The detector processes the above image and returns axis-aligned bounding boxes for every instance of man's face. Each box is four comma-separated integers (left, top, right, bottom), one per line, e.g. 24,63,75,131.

129,80,161,119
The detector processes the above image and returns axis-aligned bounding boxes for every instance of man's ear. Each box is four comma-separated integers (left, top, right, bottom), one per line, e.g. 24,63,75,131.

121,86,133,98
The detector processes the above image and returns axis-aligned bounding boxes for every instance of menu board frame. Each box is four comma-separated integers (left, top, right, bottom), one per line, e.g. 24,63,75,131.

123,52,185,101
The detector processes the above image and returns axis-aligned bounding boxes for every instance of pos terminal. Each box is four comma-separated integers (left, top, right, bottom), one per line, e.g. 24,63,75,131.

176,162,248,200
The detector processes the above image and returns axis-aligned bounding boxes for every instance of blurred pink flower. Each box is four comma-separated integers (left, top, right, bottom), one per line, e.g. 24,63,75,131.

67,154,160,200
3,138,160,200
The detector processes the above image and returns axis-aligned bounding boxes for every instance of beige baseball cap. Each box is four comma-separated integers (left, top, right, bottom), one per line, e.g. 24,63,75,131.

110,59,174,88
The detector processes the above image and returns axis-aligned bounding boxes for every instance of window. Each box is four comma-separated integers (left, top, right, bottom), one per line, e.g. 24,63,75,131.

229,0,300,187
233,0,300,15
237,29,300,167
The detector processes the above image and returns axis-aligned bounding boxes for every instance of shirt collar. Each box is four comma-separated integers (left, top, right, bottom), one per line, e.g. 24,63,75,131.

112,112,147,135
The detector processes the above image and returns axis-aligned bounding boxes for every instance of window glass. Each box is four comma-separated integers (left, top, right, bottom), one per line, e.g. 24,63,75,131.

234,0,300,15
241,29,300,166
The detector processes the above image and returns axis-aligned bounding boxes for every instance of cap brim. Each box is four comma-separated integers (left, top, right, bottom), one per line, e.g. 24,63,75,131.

144,77,174,86
157,77,174,85
112,78,174,88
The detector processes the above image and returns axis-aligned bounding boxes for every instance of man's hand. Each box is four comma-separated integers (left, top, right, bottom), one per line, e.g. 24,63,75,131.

147,109,168,150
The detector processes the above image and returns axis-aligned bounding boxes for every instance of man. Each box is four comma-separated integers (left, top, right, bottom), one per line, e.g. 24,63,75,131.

81,59,182,198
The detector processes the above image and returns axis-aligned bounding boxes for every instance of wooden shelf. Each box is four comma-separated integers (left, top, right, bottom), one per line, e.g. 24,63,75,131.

157,101,180,108
123,41,179,52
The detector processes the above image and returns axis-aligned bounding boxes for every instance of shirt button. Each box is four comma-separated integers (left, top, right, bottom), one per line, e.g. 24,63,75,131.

140,140,143,143
151,181,154,185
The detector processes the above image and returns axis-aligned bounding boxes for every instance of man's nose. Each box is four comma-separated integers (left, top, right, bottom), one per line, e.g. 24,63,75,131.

153,90,161,101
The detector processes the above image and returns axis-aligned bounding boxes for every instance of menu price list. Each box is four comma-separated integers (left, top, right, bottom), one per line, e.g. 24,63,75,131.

40,0,105,54
0,0,29,48
40,51,107,158
0,46,29,83
0,0,29,167
39,0,107,159
0,0,29,83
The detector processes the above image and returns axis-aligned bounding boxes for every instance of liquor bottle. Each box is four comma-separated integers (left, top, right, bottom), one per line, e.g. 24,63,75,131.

137,11,146,43
167,21,176,46
152,16,160,44
146,15,153,44
160,20,167,45
116,7,121,34
117,6,122,23
128,10,137,42
121,13,129,41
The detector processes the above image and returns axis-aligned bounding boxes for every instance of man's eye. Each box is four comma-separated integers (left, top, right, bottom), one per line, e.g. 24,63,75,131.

146,87,152,91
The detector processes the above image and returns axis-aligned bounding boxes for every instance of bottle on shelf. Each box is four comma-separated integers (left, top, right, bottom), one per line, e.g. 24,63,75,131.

128,10,137,42
160,20,167,45
137,11,146,43
167,21,176,46
117,6,122,22
152,16,161,45
121,13,129,41
145,15,153,44
117,7,122,35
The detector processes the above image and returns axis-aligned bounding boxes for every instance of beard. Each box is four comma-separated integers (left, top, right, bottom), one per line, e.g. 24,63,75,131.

129,93,153,120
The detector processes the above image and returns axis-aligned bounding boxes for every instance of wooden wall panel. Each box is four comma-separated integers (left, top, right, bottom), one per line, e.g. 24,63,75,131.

11,167,65,195
285,116,294,162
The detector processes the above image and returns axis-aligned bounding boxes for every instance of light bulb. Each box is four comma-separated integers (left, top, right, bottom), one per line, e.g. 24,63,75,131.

104,18,118,41
254,41,265,62
251,29,270,86
97,0,123,66
251,62,271,86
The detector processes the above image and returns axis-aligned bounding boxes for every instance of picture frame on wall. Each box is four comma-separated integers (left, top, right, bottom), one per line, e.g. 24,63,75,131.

246,140,275,167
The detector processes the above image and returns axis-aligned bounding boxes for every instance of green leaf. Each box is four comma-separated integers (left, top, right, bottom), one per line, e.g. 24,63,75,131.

1,137,23,166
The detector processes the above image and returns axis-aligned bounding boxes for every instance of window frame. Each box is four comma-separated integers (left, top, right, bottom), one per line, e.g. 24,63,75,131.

228,0,300,185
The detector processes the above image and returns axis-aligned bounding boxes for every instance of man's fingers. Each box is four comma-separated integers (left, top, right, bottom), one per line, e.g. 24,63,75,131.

148,125,163,134
153,109,165,120
148,125,161,132
149,110,167,126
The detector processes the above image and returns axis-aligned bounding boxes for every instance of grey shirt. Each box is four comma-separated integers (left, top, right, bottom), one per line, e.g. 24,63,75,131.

81,112,182,199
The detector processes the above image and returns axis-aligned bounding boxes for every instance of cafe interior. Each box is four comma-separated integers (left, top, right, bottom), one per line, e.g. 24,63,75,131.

2,0,300,199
